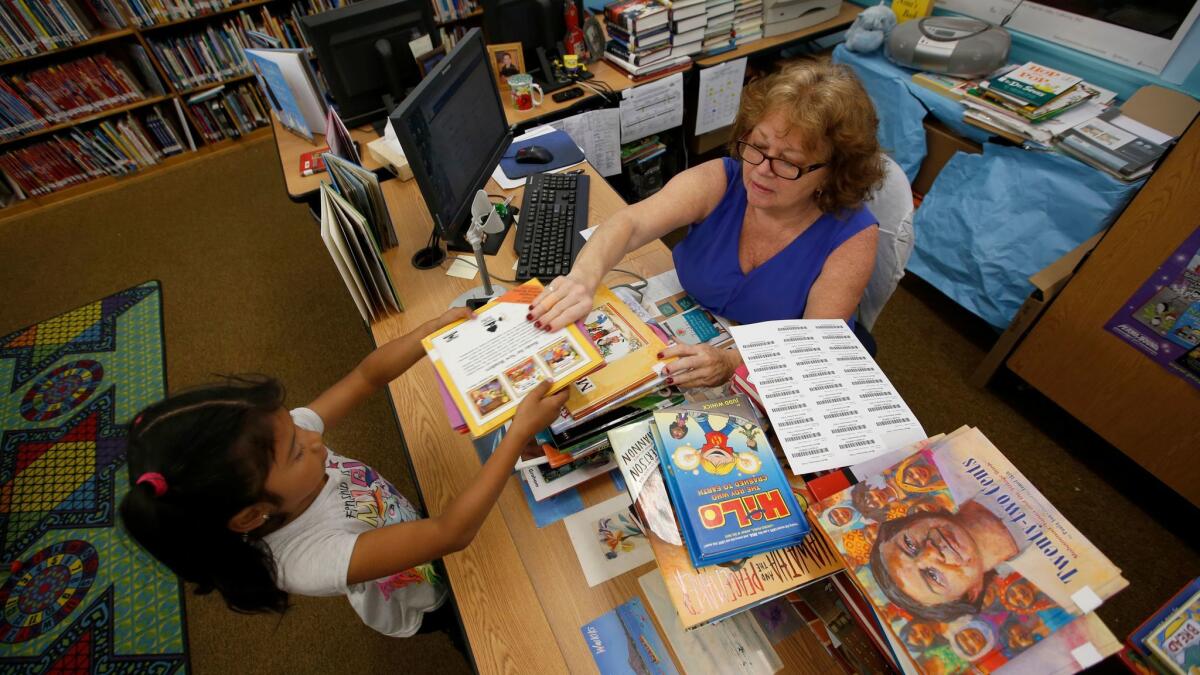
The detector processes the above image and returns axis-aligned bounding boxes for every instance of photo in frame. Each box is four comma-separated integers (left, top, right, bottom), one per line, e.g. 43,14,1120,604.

486,42,524,89
415,45,447,77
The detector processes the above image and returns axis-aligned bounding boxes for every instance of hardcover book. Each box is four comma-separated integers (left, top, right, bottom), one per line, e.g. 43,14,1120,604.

565,285,668,419
1145,587,1200,675
423,280,605,438
812,427,1127,674
604,0,670,33
610,417,841,629
653,395,810,568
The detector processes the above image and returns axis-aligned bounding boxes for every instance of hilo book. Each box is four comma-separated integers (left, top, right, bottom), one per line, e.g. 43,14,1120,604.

609,418,841,630
652,394,810,568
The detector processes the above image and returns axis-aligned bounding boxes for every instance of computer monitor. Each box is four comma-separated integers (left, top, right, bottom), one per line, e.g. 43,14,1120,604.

390,28,513,269
301,0,440,129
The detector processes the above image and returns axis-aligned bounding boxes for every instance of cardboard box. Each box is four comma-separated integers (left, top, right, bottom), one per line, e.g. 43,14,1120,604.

969,231,1105,387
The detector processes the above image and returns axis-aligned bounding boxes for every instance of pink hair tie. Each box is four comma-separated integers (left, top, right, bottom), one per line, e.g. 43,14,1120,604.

137,472,168,497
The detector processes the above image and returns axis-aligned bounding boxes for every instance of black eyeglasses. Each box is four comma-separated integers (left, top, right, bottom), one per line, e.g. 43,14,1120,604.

735,140,826,180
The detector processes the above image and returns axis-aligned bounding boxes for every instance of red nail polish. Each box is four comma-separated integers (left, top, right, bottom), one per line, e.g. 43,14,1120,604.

656,352,663,359
534,321,542,328
526,314,533,321
666,377,674,384
528,304,535,310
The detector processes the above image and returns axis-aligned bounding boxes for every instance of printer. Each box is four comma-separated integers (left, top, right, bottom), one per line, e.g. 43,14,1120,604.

763,0,841,38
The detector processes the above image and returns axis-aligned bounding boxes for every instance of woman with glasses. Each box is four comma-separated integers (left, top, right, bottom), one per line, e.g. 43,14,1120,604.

530,60,885,387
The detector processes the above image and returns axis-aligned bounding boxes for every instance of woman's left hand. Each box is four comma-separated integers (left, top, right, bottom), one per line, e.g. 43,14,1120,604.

660,344,740,388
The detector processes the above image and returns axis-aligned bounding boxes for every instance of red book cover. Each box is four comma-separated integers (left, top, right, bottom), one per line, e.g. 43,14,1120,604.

300,148,329,176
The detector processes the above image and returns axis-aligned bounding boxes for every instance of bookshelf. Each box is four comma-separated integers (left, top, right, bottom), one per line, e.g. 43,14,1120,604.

0,0,348,215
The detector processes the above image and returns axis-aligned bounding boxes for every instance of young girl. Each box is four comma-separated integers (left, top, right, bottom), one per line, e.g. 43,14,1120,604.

119,307,568,639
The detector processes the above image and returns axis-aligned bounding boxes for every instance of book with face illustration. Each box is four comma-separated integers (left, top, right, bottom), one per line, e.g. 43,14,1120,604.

811,428,1127,674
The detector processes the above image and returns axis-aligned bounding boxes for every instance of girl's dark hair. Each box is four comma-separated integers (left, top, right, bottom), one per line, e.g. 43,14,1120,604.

120,375,289,613
868,508,993,623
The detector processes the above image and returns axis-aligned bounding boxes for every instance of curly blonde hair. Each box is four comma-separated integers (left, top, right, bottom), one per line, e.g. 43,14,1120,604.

728,59,884,214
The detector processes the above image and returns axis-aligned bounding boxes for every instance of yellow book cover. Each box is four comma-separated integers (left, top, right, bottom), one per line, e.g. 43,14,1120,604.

422,279,605,438
891,0,933,22
565,285,668,419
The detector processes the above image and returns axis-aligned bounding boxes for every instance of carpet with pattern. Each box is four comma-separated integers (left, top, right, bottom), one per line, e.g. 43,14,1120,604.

0,280,187,673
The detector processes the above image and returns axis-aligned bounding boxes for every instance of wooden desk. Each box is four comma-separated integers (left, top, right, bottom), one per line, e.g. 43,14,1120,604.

694,4,861,67
501,60,679,127
368,165,840,672
270,113,385,202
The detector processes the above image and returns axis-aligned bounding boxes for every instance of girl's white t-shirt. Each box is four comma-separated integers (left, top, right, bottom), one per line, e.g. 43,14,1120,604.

262,408,448,637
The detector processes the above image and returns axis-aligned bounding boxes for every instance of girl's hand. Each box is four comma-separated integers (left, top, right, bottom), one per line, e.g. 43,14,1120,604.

435,306,475,328
510,381,569,438
660,344,739,388
528,275,594,331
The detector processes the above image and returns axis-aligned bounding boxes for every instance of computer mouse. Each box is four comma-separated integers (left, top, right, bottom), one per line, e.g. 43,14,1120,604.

515,145,554,164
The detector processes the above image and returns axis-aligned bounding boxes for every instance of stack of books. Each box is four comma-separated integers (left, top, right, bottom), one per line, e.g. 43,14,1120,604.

185,83,268,143
148,24,253,90
701,0,736,55
666,0,705,58
3,54,145,129
0,1,125,60
1056,108,1172,182
604,0,685,79
0,102,190,197
1121,578,1200,674
960,62,1110,146
732,0,763,46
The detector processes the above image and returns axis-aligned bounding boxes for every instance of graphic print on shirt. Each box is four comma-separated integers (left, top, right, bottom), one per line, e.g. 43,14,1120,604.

329,456,440,596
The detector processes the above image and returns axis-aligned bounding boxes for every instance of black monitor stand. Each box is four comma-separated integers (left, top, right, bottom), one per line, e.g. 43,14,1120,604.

371,38,408,135
410,209,517,269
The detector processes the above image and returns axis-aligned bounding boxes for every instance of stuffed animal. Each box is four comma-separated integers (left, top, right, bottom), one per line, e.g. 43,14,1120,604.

845,2,898,53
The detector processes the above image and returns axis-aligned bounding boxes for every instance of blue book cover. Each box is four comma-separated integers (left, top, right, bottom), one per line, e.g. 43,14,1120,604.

244,50,312,141
580,597,678,674
652,394,808,568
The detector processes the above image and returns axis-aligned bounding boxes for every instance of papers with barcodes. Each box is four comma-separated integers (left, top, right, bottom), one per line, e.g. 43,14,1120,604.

729,320,926,474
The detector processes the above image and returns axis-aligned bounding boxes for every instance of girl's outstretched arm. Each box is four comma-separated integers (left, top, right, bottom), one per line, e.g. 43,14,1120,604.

344,381,567,585
308,307,474,429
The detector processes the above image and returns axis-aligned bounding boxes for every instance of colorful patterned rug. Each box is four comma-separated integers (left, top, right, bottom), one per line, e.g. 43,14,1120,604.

0,281,188,673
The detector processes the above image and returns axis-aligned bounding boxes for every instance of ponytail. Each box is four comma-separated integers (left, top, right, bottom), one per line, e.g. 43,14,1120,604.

119,375,290,613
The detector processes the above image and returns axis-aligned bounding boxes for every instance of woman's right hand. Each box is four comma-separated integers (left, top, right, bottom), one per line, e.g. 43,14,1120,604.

510,380,569,439
528,275,594,331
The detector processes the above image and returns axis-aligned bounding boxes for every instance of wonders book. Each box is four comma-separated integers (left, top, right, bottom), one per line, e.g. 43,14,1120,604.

423,280,604,437
812,427,1127,674
609,418,841,629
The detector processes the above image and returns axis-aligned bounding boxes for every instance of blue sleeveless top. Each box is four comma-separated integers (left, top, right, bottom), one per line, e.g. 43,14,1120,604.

672,157,877,325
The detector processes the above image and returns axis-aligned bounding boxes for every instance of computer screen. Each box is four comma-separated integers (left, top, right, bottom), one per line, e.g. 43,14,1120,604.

391,28,511,247
301,0,440,127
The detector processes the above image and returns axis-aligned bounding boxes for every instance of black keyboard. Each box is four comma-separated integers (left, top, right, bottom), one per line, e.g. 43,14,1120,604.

515,172,589,282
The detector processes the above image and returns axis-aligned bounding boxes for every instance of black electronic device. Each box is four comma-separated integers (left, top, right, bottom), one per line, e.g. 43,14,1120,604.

301,0,439,130
482,0,587,92
552,86,585,103
390,29,514,269
515,172,589,281
537,46,595,93
515,146,554,164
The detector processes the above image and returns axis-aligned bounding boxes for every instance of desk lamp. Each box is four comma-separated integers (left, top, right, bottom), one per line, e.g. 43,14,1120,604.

451,190,509,309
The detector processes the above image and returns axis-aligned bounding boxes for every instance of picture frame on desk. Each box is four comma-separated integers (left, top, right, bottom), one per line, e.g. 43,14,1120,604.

488,42,525,89
416,45,447,77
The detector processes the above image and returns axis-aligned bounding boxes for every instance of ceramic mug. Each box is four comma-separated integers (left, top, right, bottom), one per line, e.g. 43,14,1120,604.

507,74,543,111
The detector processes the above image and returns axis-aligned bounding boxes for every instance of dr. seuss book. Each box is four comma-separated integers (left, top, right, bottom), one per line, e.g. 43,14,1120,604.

812,427,1127,674
565,285,669,420
610,417,841,629
653,395,809,568
1129,578,1200,669
422,279,604,437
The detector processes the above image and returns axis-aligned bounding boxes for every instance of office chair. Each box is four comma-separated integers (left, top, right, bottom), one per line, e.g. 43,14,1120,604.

854,154,916,355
